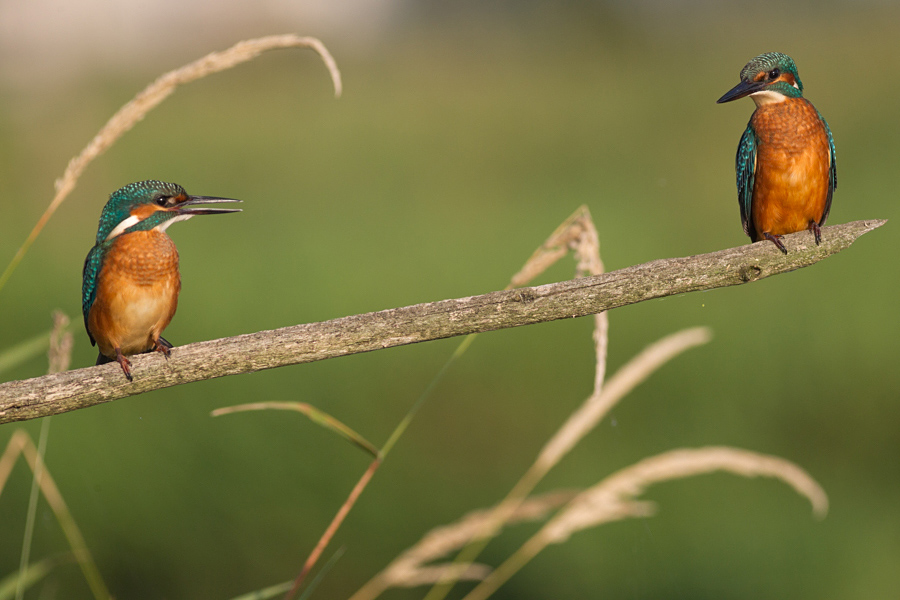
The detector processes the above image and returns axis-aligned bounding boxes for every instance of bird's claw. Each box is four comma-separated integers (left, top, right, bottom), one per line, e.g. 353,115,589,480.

808,221,822,245
153,336,172,360
114,347,133,382
763,232,788,255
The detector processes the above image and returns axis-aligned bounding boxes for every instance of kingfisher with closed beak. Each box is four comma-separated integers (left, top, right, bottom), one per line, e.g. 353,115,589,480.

82,180,241,381
717,52,837,254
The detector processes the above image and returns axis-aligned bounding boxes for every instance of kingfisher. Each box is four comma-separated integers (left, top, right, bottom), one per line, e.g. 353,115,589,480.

82,180,241,381
717,52,836,254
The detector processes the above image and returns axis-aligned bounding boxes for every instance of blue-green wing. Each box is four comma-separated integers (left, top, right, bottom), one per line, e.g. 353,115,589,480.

735,122,758,239
819,113,837,225
81,243,107,346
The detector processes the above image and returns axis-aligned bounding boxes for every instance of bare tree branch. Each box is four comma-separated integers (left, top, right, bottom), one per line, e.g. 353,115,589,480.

0,219,884,424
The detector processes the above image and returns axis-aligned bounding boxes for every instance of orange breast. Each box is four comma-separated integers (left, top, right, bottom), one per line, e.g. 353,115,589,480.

88,230,181,358
750,98,831,239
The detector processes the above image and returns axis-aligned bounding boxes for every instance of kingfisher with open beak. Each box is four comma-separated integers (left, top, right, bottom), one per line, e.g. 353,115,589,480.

82,180,241,381
718,52,837,254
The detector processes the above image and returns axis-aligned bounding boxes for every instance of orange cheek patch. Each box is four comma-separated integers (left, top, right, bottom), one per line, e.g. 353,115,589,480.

131,204,167,220
778,73,797,87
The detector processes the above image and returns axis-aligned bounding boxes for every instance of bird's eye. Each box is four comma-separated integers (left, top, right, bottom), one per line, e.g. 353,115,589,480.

768,68,780,79
155,196,168,207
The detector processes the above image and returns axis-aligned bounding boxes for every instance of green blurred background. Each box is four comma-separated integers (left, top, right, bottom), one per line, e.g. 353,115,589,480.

2,1,899,598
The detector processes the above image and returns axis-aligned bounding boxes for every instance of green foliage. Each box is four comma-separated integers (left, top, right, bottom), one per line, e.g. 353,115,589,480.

0,333,49,377
0,557,58,600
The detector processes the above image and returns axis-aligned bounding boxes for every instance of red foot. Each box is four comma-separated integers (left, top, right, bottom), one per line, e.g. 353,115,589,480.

115,347,133,382
808,221,822,245
763,232,788,255
153,336,173,360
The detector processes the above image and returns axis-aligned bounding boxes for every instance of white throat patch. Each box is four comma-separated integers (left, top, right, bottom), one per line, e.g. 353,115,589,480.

104,213,193,240
105,215,141,241
750,90,789,107
155,213,193,232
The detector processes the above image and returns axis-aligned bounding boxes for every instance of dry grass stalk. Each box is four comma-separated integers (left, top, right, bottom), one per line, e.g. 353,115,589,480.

534,327,712,474
568,207,608,396
422,327,710,600
344,209,609,600
507,206,600,288
212,401,380,458
15,311,72,600
0,34,341,293
419,208,625,600
47,311,73,375
545,446,829,541
463,446,828,600
507,205,610,429
421,213,713,600
0,430,110,600
348,490,579,600
211,400,381,599
284,458,380,600
306,210,608,600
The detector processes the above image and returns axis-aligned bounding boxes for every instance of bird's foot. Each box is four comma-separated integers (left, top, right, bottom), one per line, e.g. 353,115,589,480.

153,336,173,360
114,347,133,382
763,232,788,255
808,221,822,245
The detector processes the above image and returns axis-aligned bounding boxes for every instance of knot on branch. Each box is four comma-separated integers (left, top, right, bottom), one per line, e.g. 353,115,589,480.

739,264,763,282
513,289,537,304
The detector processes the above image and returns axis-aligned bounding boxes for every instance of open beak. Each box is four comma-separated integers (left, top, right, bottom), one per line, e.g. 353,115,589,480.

175,195,243,216
716,79,766,104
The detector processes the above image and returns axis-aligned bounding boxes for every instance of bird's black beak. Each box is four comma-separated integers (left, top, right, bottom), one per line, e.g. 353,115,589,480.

176,195,243,216
717,79,766,104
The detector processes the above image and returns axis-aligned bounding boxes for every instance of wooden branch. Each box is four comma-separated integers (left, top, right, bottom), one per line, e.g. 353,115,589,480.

0,219,884,424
